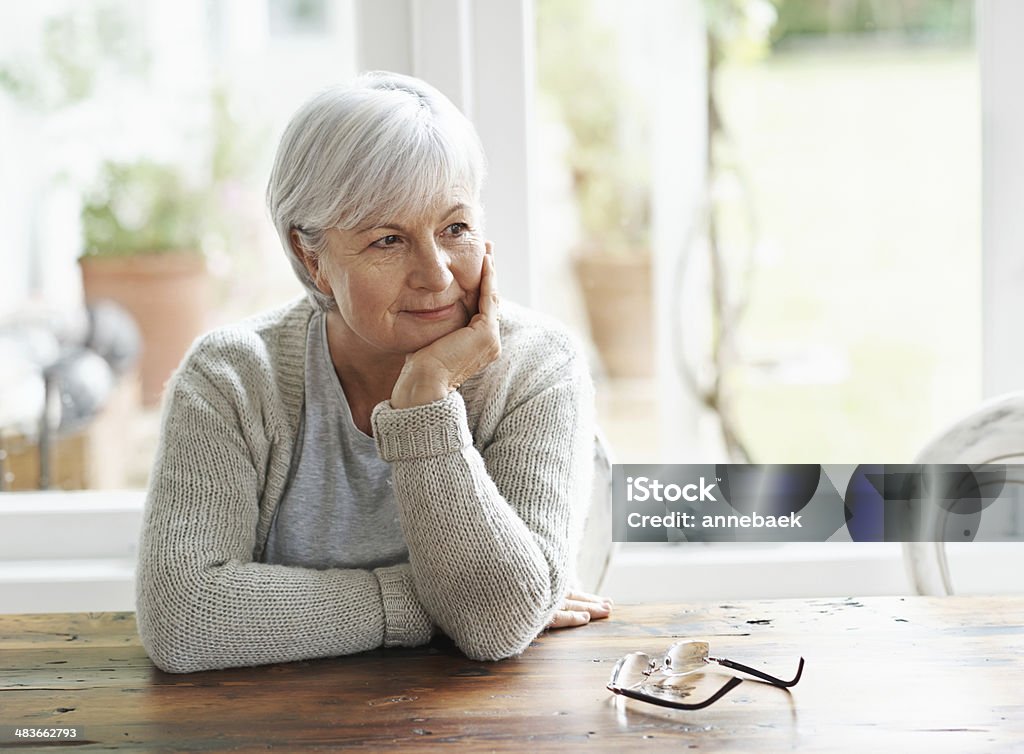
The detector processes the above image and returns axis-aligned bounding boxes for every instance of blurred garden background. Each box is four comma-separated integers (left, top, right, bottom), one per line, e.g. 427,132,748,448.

535,0,979,465
0,0,981,491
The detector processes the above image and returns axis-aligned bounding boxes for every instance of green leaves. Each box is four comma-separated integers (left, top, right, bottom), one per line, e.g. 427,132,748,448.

80,160,205,257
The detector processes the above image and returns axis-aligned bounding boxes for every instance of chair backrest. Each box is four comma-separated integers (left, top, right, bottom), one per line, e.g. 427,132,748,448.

905,391,1024,595
574,430,616,594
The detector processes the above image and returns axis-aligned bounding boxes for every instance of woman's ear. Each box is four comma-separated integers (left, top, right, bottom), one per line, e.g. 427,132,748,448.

291,229,333,296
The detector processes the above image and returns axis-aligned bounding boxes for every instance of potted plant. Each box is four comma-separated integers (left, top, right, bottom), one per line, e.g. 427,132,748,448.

79,159,209,406
537,0,653,379
569,156,653,380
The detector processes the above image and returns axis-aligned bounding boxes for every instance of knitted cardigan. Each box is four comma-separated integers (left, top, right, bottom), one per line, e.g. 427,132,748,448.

135,297,595,672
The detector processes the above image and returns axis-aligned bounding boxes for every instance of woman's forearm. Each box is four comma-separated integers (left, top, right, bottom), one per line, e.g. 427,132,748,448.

139,373,433,673
373,376,592,661
389,451,560,660
136,556,432,672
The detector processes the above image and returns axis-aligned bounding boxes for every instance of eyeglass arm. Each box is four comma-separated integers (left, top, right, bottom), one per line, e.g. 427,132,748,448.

711,656,805,688
607,675,743,710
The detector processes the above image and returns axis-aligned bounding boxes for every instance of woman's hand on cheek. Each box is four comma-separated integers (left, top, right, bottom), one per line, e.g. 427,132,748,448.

390,245,500,409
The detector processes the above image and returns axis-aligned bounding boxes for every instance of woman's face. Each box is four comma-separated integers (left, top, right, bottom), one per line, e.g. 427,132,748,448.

313,191,488,359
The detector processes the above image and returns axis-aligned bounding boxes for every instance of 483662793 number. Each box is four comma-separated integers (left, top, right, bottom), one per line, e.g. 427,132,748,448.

12,727,80,739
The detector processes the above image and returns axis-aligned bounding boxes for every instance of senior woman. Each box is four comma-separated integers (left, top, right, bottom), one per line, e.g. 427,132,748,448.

136,72,610,673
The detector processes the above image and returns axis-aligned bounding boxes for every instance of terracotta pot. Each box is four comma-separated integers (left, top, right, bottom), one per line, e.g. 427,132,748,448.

574,254,654,379
79,253,208,407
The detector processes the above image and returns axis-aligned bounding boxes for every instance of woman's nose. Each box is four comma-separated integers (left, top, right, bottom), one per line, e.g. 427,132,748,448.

409,241,455,291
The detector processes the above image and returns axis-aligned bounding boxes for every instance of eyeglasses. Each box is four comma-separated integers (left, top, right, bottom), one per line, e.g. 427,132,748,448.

607,640,805,710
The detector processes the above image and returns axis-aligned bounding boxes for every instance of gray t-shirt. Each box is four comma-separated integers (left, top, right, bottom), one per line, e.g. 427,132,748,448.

263,311,408,570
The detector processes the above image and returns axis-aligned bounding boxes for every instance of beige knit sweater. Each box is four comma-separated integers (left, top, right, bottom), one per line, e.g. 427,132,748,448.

135,297,594,672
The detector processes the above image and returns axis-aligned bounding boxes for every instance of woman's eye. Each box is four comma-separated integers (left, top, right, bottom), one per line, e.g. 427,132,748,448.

446,222,468,236
371,234,401,249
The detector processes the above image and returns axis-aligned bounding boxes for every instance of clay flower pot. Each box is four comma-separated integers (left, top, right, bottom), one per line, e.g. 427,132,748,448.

574,253,654,379
79,253,208,407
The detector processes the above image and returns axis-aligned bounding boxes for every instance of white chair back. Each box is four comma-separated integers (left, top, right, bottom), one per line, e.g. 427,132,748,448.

905,391,1024,595
574,430,616,593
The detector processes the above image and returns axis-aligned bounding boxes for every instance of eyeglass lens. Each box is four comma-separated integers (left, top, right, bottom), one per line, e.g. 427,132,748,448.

663,640,805,688
663,641,711,675
610,649,721,701
609,652,651,690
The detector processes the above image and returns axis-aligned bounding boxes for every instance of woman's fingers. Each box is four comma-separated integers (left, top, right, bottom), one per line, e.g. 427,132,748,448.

548,610,592,629
564,590,613,614
547,590,614,630
561,599,610,617
476,245,499,322
566,589,613,606
462,249,500,369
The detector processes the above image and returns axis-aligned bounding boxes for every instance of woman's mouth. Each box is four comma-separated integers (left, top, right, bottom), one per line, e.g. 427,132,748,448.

404,303,458,321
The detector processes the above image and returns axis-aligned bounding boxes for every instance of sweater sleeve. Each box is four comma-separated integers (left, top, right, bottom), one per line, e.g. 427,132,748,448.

135,367,433,673
371,346,594,661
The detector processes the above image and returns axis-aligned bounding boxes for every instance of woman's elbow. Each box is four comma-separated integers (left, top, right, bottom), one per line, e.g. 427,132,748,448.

145,645,206,674
136,580,224,673
137,615,208,673
449,593,557,661
455,622,542,662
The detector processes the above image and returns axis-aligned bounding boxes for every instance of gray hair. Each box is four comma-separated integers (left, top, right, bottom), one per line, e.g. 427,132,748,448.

266,71,487,311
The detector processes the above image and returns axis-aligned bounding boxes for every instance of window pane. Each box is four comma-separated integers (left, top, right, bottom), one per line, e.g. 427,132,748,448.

0,0,356,491
535,0,980,464
722,1,979,462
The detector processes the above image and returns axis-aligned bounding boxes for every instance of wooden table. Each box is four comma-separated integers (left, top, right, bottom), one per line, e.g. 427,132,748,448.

1,597,1021,752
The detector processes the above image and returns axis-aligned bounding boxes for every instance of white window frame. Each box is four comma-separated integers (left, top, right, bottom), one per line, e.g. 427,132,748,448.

979,0,1024,398
354,0,538,307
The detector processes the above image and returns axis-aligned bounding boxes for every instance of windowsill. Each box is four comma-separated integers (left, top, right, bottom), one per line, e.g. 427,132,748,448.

602,541,1024,603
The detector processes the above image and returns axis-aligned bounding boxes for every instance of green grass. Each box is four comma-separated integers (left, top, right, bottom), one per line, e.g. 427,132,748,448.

716,45,981,462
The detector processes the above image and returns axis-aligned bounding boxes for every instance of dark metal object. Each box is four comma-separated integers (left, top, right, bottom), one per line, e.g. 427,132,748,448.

85,300,140,376
1,303,130,490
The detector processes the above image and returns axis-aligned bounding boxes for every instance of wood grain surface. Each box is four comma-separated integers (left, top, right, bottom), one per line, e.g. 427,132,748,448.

1,597,1022,752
